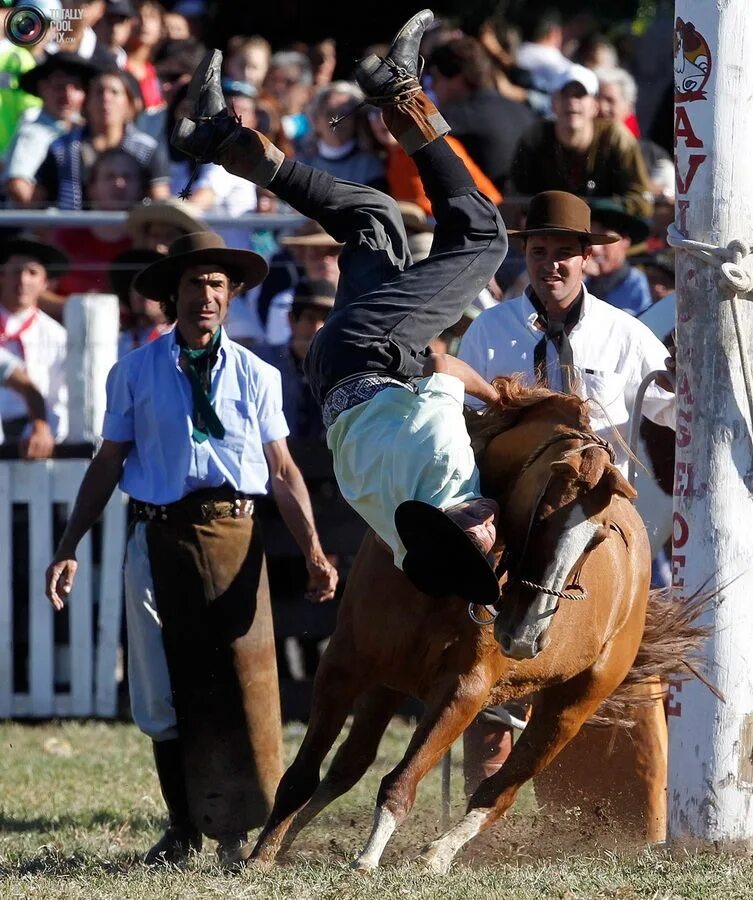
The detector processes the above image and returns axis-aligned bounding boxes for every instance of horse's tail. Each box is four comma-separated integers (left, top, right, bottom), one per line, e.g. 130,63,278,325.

592,586,716,726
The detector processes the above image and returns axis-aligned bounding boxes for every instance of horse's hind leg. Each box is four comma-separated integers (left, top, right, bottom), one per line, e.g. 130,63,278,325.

354,677,488,871
279,684,405,855
418,672,605,874
250,653,365,866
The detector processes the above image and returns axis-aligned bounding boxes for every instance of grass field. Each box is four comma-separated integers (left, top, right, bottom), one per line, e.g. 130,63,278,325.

0,720,752,899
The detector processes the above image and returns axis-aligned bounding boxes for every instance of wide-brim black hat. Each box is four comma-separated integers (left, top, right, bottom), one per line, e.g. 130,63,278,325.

395,500,501,607
508,191,619,246
133,231,268,302
588,199,650,246
109,248,163,303
0,234,69,274
19,52,101,98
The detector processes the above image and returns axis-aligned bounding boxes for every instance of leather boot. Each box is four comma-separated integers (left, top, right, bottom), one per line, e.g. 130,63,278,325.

144,739,202,866
353,9,449,154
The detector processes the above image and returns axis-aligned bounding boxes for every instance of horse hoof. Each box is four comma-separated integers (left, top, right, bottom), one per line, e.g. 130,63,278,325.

351,857,377,872
416,847,452,875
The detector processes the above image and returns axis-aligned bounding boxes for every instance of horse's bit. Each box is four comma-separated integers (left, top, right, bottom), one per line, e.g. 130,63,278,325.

468,428,617,626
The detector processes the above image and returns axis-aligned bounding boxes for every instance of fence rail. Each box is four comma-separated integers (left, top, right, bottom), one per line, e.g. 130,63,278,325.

0,461,127,719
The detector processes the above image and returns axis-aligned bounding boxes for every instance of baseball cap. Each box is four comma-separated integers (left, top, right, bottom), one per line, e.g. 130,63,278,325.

553,64,599,97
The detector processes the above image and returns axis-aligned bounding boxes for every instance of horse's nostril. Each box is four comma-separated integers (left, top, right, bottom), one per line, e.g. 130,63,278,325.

537,634,551,654
500,633,513,653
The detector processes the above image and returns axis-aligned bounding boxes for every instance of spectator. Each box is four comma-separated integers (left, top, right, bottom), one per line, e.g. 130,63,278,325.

224,35,271,92
255,279,334,441
301,82,385,190
125,0,165,111
163,8,191,41
0,346,55,458
427,36,536,193
34,67,170,208
0,9,42,154
634,249,675,305
264,50,313,143
127,197,207,254
511,65,653,217
597,67,674,200
586,199,652,317
367,108,501,216
94,0,135,69
153,37,206,107
515,9,571,96
5,53,98,207
264,221,341,347
108,247,171,354
309,38,336,88
53,0,119,69
577,33,618,71
0,235,68,443
52,147,150,297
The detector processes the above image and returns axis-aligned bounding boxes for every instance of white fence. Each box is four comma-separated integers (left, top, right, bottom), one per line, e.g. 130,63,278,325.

0,460,127,719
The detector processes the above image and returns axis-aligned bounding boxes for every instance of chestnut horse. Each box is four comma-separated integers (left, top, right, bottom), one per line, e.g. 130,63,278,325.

250,378,696,873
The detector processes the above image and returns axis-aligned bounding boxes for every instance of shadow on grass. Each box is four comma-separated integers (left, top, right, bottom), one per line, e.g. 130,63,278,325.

0,849,145,877
0,810,160,834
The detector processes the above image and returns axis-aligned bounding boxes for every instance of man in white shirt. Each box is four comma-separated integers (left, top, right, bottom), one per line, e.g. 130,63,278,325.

459,190,675,475
0,235,68,443
457,189,674,794
0,346,54,457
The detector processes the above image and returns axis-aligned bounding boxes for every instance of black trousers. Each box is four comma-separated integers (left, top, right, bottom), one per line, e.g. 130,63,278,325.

270,139,508,404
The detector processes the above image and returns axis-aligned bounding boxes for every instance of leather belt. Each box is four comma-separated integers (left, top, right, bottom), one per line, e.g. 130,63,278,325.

322,373,415,429
129,490,255,525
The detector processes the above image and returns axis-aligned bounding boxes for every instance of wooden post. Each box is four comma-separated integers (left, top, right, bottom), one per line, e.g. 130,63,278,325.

63,293,119,444
669,1,753,845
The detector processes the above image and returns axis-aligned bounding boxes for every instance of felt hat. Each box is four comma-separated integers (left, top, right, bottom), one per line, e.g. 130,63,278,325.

291,278,336,311
133,231,268,302
395,501,501,607
508,191,620,245
127,198,208,240
587,198,650,246
0,233,68,274
19,52,100,97
279,220,343,249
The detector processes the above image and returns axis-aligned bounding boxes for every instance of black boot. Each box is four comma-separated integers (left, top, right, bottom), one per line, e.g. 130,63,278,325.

353,9,449,154
144,739,202,866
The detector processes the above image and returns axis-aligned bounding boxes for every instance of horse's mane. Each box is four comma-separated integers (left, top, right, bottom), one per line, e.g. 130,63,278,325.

467,375,592,454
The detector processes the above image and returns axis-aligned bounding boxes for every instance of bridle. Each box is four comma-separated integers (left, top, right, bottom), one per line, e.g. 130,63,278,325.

468,428,617,626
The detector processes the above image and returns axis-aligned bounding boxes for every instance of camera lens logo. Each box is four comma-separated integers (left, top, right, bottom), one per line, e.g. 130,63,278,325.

5,6,50,47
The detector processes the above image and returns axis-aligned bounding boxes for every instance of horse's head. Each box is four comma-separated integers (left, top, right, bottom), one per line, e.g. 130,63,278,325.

471,376,635,661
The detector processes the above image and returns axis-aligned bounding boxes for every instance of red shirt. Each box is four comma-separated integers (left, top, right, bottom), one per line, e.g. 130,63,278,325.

52,228,133,296
129,60,163,111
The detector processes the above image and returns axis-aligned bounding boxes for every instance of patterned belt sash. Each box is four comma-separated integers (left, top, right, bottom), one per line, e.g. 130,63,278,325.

322,373,415,429
130,488,255,525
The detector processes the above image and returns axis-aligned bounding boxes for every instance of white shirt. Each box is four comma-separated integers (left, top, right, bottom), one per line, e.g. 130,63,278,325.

458,288,675,473
194,163,257,250
0,305,67,439
102,327,289,503
265,286,293,346
0,346,21,445
515,42,572,94
327,372,481,569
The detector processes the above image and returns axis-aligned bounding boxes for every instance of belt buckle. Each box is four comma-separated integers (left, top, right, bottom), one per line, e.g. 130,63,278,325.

200,502,213,521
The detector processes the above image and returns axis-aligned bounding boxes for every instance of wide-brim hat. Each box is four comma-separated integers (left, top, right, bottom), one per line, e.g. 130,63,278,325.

279,220,343,249
508,191,619,245
133,232,268,302
291,278,336,310
395,500,501,607
587,199,650,246
398,200,433,234
0,233,69,274
127,199,208,240
19,52,101,98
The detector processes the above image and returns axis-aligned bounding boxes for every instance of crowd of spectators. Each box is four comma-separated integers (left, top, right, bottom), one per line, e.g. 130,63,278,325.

0,1,677,455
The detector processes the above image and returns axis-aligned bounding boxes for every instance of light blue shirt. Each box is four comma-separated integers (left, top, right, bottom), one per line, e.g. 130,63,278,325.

102,327,289,503
326,372,482,569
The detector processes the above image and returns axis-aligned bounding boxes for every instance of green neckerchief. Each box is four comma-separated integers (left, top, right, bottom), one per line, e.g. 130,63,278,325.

177,327,226,444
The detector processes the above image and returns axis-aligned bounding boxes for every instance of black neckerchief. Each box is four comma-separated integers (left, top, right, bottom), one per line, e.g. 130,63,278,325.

527,285,585,393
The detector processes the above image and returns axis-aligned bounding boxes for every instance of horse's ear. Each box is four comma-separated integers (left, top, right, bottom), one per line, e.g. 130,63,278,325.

602,462,637,499
551,459,581,480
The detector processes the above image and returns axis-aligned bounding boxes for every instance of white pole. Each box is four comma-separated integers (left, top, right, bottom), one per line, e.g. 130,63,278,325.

669,1,753,845
63,294,119,445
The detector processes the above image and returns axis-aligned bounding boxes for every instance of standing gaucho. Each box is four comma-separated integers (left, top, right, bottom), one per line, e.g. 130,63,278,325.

45,232,338,866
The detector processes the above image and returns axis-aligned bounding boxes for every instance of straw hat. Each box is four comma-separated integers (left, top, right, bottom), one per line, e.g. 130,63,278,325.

279,220,343,249
508,191,619,245
133,232,268,302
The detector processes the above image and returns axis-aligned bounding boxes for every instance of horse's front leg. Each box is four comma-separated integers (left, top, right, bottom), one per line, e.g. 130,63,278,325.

417,671,605,874
354,676,488,871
